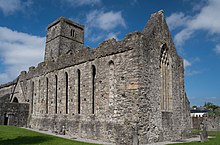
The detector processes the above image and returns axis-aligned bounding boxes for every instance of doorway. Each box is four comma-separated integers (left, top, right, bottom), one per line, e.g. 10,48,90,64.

4,113,8,125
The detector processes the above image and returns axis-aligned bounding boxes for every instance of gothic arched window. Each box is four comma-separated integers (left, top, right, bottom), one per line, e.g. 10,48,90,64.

160,44,173,111
55,75,58,114
65,72,69,114
77,69,81,114
92,65,96,114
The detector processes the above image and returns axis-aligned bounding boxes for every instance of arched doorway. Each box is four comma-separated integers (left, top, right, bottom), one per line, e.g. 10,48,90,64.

4,113,8,125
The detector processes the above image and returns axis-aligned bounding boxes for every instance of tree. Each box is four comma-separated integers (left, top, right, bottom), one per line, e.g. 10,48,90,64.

204,102,219,111
192,105,197,109
204,102,220,117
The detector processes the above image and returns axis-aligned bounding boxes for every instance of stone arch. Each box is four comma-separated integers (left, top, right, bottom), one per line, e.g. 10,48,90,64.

160,44,173,111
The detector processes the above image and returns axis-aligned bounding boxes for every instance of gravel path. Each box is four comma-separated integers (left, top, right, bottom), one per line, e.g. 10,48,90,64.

145,136,200,145
23,127,201,145
24,127,113,145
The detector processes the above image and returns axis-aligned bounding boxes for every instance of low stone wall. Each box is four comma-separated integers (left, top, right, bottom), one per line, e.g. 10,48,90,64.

204,116,220,131
191,117,204,130
192,116,220,131
0,103,29,127
29,115,134,145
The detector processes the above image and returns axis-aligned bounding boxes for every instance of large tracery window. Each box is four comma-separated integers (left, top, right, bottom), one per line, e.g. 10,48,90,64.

160,44,173,111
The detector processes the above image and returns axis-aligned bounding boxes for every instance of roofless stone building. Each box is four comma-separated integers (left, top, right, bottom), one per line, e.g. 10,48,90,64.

0,10,191,144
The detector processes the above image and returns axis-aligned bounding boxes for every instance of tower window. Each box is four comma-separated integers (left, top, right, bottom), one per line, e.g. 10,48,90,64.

70,29,75,37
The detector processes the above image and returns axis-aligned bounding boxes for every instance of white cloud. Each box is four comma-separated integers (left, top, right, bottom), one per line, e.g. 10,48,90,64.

0,27,45,84
185,70,201,77
167,0,220,46
184,57,201,76
189,0,220,33
63,0,101,7
86,10,126,31
106,32,119,40
84,10,126,44
166,12,190,30
214,44,220,54
183,59,191,68
0,0,32,15
174,28,194,46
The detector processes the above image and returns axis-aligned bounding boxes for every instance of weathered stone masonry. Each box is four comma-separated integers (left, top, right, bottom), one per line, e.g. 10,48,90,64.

0,10,191,144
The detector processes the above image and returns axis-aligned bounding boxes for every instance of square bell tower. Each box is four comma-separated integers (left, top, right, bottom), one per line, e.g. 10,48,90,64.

44,16,84,61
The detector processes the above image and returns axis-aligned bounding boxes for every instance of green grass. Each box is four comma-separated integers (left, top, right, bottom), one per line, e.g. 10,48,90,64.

0,125,98,145
168,131,220,145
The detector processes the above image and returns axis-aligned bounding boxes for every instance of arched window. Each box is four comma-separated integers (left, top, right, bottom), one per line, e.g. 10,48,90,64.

91,65,96,114
70,29,75,37
65,72,69,114
160,44,172,111
55,75,58,114
77,69,81,114
31,81,34,114
46,78,49,114
38,80,41,103
108,60,115,107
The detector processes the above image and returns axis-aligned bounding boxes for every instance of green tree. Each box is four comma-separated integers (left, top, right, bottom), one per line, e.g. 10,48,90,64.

204,102,220,117
204,102,219,111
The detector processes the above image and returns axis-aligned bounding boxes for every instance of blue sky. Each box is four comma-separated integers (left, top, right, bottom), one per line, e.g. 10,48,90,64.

0,0,220,106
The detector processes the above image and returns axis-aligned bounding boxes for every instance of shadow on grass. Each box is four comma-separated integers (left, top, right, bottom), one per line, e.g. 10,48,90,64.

0,136,53,145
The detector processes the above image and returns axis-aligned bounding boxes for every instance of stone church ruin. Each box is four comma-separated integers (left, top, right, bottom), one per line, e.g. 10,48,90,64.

0,10,191,144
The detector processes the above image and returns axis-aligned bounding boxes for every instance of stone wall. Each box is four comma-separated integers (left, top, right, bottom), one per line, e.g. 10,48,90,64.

191,117,203,130
204,117,220,131
27,39,140,144
192,116,220,131
0,102,29,127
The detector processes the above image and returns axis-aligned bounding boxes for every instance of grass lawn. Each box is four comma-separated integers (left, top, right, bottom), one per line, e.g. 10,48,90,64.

168,131,220,145
0,125,98,145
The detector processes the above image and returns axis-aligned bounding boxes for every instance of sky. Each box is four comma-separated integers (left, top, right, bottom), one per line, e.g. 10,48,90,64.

0,0,220,106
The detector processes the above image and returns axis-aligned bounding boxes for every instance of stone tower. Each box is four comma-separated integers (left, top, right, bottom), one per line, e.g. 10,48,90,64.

44,16,84,61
